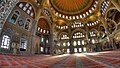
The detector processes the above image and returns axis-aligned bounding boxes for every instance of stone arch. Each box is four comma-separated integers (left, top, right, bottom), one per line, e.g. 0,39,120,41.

105,7,117,20
71,28,86,38
90,28,98,36
90,29,98,33
57,32,69,40
38,16,52,34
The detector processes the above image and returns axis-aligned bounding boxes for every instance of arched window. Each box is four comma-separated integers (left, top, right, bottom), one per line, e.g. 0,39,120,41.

47,30,49,34
41,37,44,43
25,19,31,30
1,35,10,49
73,41,77,46
43,30,46,33
10,11,20,24
42,9,50,16
74,48,77,52
46,39,49,43
67,49,70,53
41,47,44,52
83,47,87,52
61,34,69,40
79,48,82,52
78,41,81,45
92,39,95,44
37,27,40,31
63,42,66,46
82,40,85,45
73,32,85,39
67,42,70,46
40,29,43,32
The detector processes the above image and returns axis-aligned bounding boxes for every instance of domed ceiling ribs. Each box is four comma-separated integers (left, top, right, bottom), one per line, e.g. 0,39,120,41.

50,0,93,15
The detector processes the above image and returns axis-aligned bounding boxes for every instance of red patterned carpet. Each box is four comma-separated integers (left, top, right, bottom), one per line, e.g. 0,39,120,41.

0,50,120,68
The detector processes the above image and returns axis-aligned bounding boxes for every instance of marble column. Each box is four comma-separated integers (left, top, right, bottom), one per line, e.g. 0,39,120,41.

49,23,55,55
85,23,91,52
68,25,74,54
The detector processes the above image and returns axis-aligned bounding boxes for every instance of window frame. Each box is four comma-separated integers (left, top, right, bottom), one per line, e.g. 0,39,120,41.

1,35,11,49
20,38,27,51
9,10,20,24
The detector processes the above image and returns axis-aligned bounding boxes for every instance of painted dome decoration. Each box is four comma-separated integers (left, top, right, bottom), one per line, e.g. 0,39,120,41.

50,0,93,15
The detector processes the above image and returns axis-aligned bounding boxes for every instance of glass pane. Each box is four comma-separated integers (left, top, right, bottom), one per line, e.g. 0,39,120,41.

25,3,29,7
23,7,27,11
83,47,86,52
79,48,82,52
67,42,70,46
1,35,10,49
40,29,43,32
41,47,44,52
29,6,32,10
27,10,30,14
10,14,18,24
63,43,66,46
73,41,77,46
67,49,70,53
30,13,33,17
82,40,85,45
92,39,95,44
41,37,44,42
19,3,23,8
74,48,77,52
78,41,81,45
20,38,27,50
46,40,48,43
43,30,46,33
47,31,49,34
37,27,40,31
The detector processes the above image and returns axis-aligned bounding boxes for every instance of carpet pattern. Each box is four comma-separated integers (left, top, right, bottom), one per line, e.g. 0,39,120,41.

0,49,120,68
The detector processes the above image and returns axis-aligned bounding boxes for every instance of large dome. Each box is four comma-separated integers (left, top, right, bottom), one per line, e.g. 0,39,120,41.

50,0,93,15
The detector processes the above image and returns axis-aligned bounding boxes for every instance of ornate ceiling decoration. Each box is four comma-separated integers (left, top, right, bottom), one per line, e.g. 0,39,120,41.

55,19,66,26
50,0,93,15
38,18,50,30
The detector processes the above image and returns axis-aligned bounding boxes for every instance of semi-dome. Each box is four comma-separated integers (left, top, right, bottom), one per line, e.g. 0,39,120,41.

50,0,93,15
